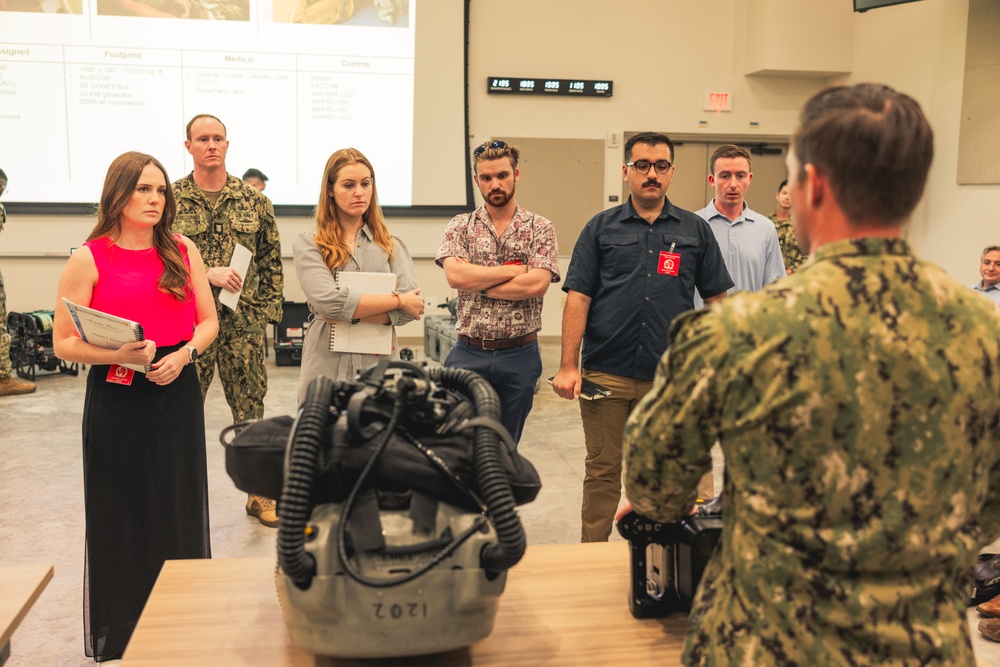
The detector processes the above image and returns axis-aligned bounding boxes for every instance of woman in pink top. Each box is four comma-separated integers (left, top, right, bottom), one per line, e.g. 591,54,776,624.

53,151,218,663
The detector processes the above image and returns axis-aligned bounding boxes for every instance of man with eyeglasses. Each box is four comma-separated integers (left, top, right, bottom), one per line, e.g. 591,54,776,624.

436,139,560,445
552,131,732,542
693,144,785,309
0,169,38,397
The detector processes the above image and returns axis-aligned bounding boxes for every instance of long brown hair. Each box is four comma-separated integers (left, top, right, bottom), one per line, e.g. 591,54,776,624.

314,148,394,271
87,151,190,301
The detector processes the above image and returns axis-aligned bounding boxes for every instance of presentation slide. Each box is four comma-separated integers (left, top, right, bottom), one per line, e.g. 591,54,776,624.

0,0,470,210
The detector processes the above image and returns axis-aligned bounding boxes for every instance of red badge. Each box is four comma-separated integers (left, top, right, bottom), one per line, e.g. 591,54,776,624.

106,364,134,386
658,251,681,276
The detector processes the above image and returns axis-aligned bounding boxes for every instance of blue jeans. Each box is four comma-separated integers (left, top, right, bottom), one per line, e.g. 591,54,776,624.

444,340,542,446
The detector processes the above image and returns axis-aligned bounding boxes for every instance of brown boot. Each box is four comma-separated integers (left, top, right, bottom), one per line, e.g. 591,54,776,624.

978,592,1000,617
245,494,278,528
0,377,37,397
979,617,1000,642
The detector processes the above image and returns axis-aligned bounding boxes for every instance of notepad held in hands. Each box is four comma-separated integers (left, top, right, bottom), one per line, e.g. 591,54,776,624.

329,271,397,355
62,297,151,373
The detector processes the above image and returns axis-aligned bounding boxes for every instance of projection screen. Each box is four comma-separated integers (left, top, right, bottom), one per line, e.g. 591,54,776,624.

0,0,471,214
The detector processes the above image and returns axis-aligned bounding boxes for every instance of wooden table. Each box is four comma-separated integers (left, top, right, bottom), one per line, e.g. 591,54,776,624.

123,542,689,666
0,564,54,666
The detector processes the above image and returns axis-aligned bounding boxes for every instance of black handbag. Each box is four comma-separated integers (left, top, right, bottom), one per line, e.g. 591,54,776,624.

972,553,1000,605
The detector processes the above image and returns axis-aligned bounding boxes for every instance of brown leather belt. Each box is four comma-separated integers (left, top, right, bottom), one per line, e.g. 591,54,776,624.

458,332,538,351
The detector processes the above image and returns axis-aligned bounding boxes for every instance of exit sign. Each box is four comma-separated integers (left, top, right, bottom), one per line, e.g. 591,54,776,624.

704,91,732,112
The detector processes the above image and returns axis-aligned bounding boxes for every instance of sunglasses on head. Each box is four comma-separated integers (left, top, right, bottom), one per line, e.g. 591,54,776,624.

474,140,508,157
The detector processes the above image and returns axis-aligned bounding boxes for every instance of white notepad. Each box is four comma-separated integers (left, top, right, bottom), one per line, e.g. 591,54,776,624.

219,243,252,311
62,297,151,373
329,271,397,355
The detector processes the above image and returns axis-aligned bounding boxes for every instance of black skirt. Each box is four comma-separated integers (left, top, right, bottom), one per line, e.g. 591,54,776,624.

81,342,211,661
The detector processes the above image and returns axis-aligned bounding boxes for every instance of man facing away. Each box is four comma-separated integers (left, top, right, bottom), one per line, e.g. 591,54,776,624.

552,131,733,542
769,178,807,274
172,114,284,527
622,83,1000,666
971,244,1000,306
436,139,560,445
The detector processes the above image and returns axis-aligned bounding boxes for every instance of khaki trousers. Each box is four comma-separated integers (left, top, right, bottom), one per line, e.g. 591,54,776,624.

579,369,654,542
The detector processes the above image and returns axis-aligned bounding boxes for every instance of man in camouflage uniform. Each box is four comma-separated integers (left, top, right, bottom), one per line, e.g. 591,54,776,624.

768,178,807,273
173,114,284,527
621,84,1000,665
0,168,37,397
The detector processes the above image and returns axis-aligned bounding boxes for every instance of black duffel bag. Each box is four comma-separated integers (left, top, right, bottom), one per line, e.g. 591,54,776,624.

221,364,541,513
973,553,1000,605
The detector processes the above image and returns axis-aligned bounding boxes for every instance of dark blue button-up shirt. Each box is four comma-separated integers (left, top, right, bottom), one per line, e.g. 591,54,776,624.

563,197,733,380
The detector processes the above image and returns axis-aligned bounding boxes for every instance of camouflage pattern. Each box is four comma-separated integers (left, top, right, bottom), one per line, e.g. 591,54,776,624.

172,173,283,422
769,212,807,273
0,201,11,379
623,237,1000,666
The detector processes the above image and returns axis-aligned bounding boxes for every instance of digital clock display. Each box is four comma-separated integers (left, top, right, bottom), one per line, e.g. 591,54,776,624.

488,77,613,97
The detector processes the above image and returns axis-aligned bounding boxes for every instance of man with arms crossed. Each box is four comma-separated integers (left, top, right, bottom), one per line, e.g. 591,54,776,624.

436,139,559,445
622,84,1000,665
552,132,732,542
173,114,284,527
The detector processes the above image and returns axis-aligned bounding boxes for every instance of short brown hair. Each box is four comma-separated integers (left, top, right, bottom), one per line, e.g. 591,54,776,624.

709,144,751,175
792,83,933,227
982,245,1000,260
473,139,520,172
185,114,226,140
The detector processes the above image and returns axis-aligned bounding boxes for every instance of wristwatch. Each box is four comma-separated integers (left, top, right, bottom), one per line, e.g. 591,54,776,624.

184,345,199,364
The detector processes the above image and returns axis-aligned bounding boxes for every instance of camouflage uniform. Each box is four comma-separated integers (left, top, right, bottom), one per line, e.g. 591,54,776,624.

624,238,1000,666
172,174,283,423
0,201,11,379
769,212,807,273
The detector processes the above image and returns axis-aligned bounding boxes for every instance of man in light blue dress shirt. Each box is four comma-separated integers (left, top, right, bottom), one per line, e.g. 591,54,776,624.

692,145,786,498
971,244,1000,306
693,145,785,310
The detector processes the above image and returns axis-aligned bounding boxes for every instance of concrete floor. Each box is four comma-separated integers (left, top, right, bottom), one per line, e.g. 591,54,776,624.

1,342,999,665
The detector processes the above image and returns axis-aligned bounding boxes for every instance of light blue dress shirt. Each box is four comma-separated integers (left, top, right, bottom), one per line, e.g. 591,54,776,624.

971,280,1000,306
692,200,786,309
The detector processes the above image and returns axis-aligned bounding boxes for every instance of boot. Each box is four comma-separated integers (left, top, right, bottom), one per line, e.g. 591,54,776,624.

0,376,37,397
245,494,278,527
978,591,1000,618
979,617,1000,642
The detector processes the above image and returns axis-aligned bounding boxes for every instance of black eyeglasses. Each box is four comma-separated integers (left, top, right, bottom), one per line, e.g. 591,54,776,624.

474,140,508,157
626,159,673,174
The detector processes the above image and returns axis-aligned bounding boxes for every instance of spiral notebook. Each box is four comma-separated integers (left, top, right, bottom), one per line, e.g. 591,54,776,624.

62,297,152,373
329,271,396,355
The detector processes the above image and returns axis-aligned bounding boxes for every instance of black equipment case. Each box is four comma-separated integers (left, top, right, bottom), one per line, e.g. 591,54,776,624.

273,301,311,367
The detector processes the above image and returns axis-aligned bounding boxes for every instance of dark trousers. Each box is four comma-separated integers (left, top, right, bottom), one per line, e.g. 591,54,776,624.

444,340,542,445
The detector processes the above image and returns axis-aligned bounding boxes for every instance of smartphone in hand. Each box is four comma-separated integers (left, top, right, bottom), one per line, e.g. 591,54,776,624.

547,376,611,400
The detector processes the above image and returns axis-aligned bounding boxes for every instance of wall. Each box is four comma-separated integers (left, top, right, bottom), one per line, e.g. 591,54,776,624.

846,0,999,285
4,0,996,340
